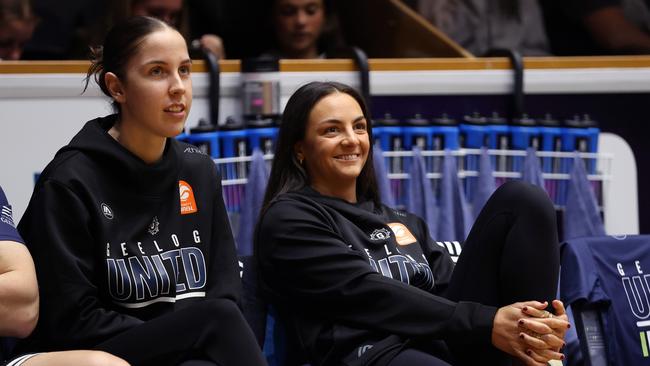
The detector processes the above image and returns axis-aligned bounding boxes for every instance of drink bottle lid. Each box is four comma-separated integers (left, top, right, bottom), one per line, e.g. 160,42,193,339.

511,113,536,126
563,114,584,128
246,116,275,128
462,112,487,125
432,113,457,126
373,113,400,126
405,113,429,126
219,116,245,131
536,113,560,127
190,118,218,133
581,114,599,128
487,112,507,125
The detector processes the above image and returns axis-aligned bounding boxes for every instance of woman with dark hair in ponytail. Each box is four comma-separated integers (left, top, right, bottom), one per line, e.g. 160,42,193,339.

14,16,266,366
256,81,569,366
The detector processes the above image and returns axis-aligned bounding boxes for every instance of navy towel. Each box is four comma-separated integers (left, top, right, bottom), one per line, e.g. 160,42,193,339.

236,149,269,256
564,155,605,240
522,147,545,188
407,147,438,238
373,144,395,207
471,147,496,219
437,150,471,242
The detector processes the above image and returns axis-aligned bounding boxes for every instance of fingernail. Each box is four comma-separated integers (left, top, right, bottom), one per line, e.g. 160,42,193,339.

560,355,565,360
567,323,571,329
526,350,532,356
519,319,525,326
523,306,528,312
519,333,524,339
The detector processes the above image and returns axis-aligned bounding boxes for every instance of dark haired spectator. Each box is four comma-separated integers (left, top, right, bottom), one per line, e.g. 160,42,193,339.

542,0,650,55
0,0,37,60
415,0,550,56
20,0,107,60
264,0,345,59
111,0,225,58
21,0,225,60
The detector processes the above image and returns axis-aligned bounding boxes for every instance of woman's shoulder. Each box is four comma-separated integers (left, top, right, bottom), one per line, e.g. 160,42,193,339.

173,139,221,178
379,204,428,231
174,139,215,165
265,190,319,211
261,190,329,222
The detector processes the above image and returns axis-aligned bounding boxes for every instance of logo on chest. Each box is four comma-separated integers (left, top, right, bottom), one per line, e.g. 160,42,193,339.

386,222,417,245
179,180,198,215
101,203,114,220
148,216,160,235
370,228,391,241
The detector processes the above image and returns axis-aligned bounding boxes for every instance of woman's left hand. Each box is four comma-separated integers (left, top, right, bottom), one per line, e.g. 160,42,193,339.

519,300,570,352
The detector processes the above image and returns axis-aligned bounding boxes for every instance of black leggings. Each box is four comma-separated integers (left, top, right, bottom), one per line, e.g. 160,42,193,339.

386,181,560,366
95,299,267,366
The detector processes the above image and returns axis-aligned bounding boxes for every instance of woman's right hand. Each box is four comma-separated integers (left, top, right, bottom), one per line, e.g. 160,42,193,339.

491,301,565,365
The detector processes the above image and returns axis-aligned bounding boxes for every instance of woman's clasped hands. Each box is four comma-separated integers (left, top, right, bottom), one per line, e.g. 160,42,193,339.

492,299,570,365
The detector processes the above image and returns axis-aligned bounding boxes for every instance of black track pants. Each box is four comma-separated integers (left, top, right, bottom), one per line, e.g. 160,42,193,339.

96,299,268,366
386,181,560,366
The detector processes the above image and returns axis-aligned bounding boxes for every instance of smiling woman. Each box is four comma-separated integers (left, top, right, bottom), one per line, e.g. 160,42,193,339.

295,92,370,202
12,16,267,366
256,81,571,366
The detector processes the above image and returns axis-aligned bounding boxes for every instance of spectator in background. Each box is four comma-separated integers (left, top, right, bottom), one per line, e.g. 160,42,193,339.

542,0,650,55
19,0,107,60
112,0,226,58
264,0,345,59
0,0,37,60
415,0,551,56
20,0,225,60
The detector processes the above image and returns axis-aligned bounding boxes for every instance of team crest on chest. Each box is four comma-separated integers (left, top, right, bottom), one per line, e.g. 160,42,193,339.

370,228,391,241
147,216,160,235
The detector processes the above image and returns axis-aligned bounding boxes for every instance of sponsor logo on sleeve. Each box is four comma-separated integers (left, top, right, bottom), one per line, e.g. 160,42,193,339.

179,180,198,215
1,205,16,227
387,222,417,245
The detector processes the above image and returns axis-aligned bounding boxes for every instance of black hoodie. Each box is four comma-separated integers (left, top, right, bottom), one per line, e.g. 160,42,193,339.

257,187,497,366
16,115,241,352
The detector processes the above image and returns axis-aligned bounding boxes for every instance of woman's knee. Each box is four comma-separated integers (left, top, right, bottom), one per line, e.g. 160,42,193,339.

196,299,247,329
23,350,130,366
85,351,131,366
491,181,555,222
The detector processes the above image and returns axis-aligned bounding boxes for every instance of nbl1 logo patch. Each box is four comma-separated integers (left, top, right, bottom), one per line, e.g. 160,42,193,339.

179,180,197,215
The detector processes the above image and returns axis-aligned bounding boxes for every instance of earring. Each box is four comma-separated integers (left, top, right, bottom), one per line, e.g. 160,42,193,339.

298,156,304,165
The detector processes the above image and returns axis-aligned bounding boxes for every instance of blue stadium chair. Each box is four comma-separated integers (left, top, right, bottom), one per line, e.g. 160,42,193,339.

239,255,310,366
560,235,650,366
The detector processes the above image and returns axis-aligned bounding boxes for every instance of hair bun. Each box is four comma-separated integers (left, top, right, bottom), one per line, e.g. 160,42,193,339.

89,45,104,63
